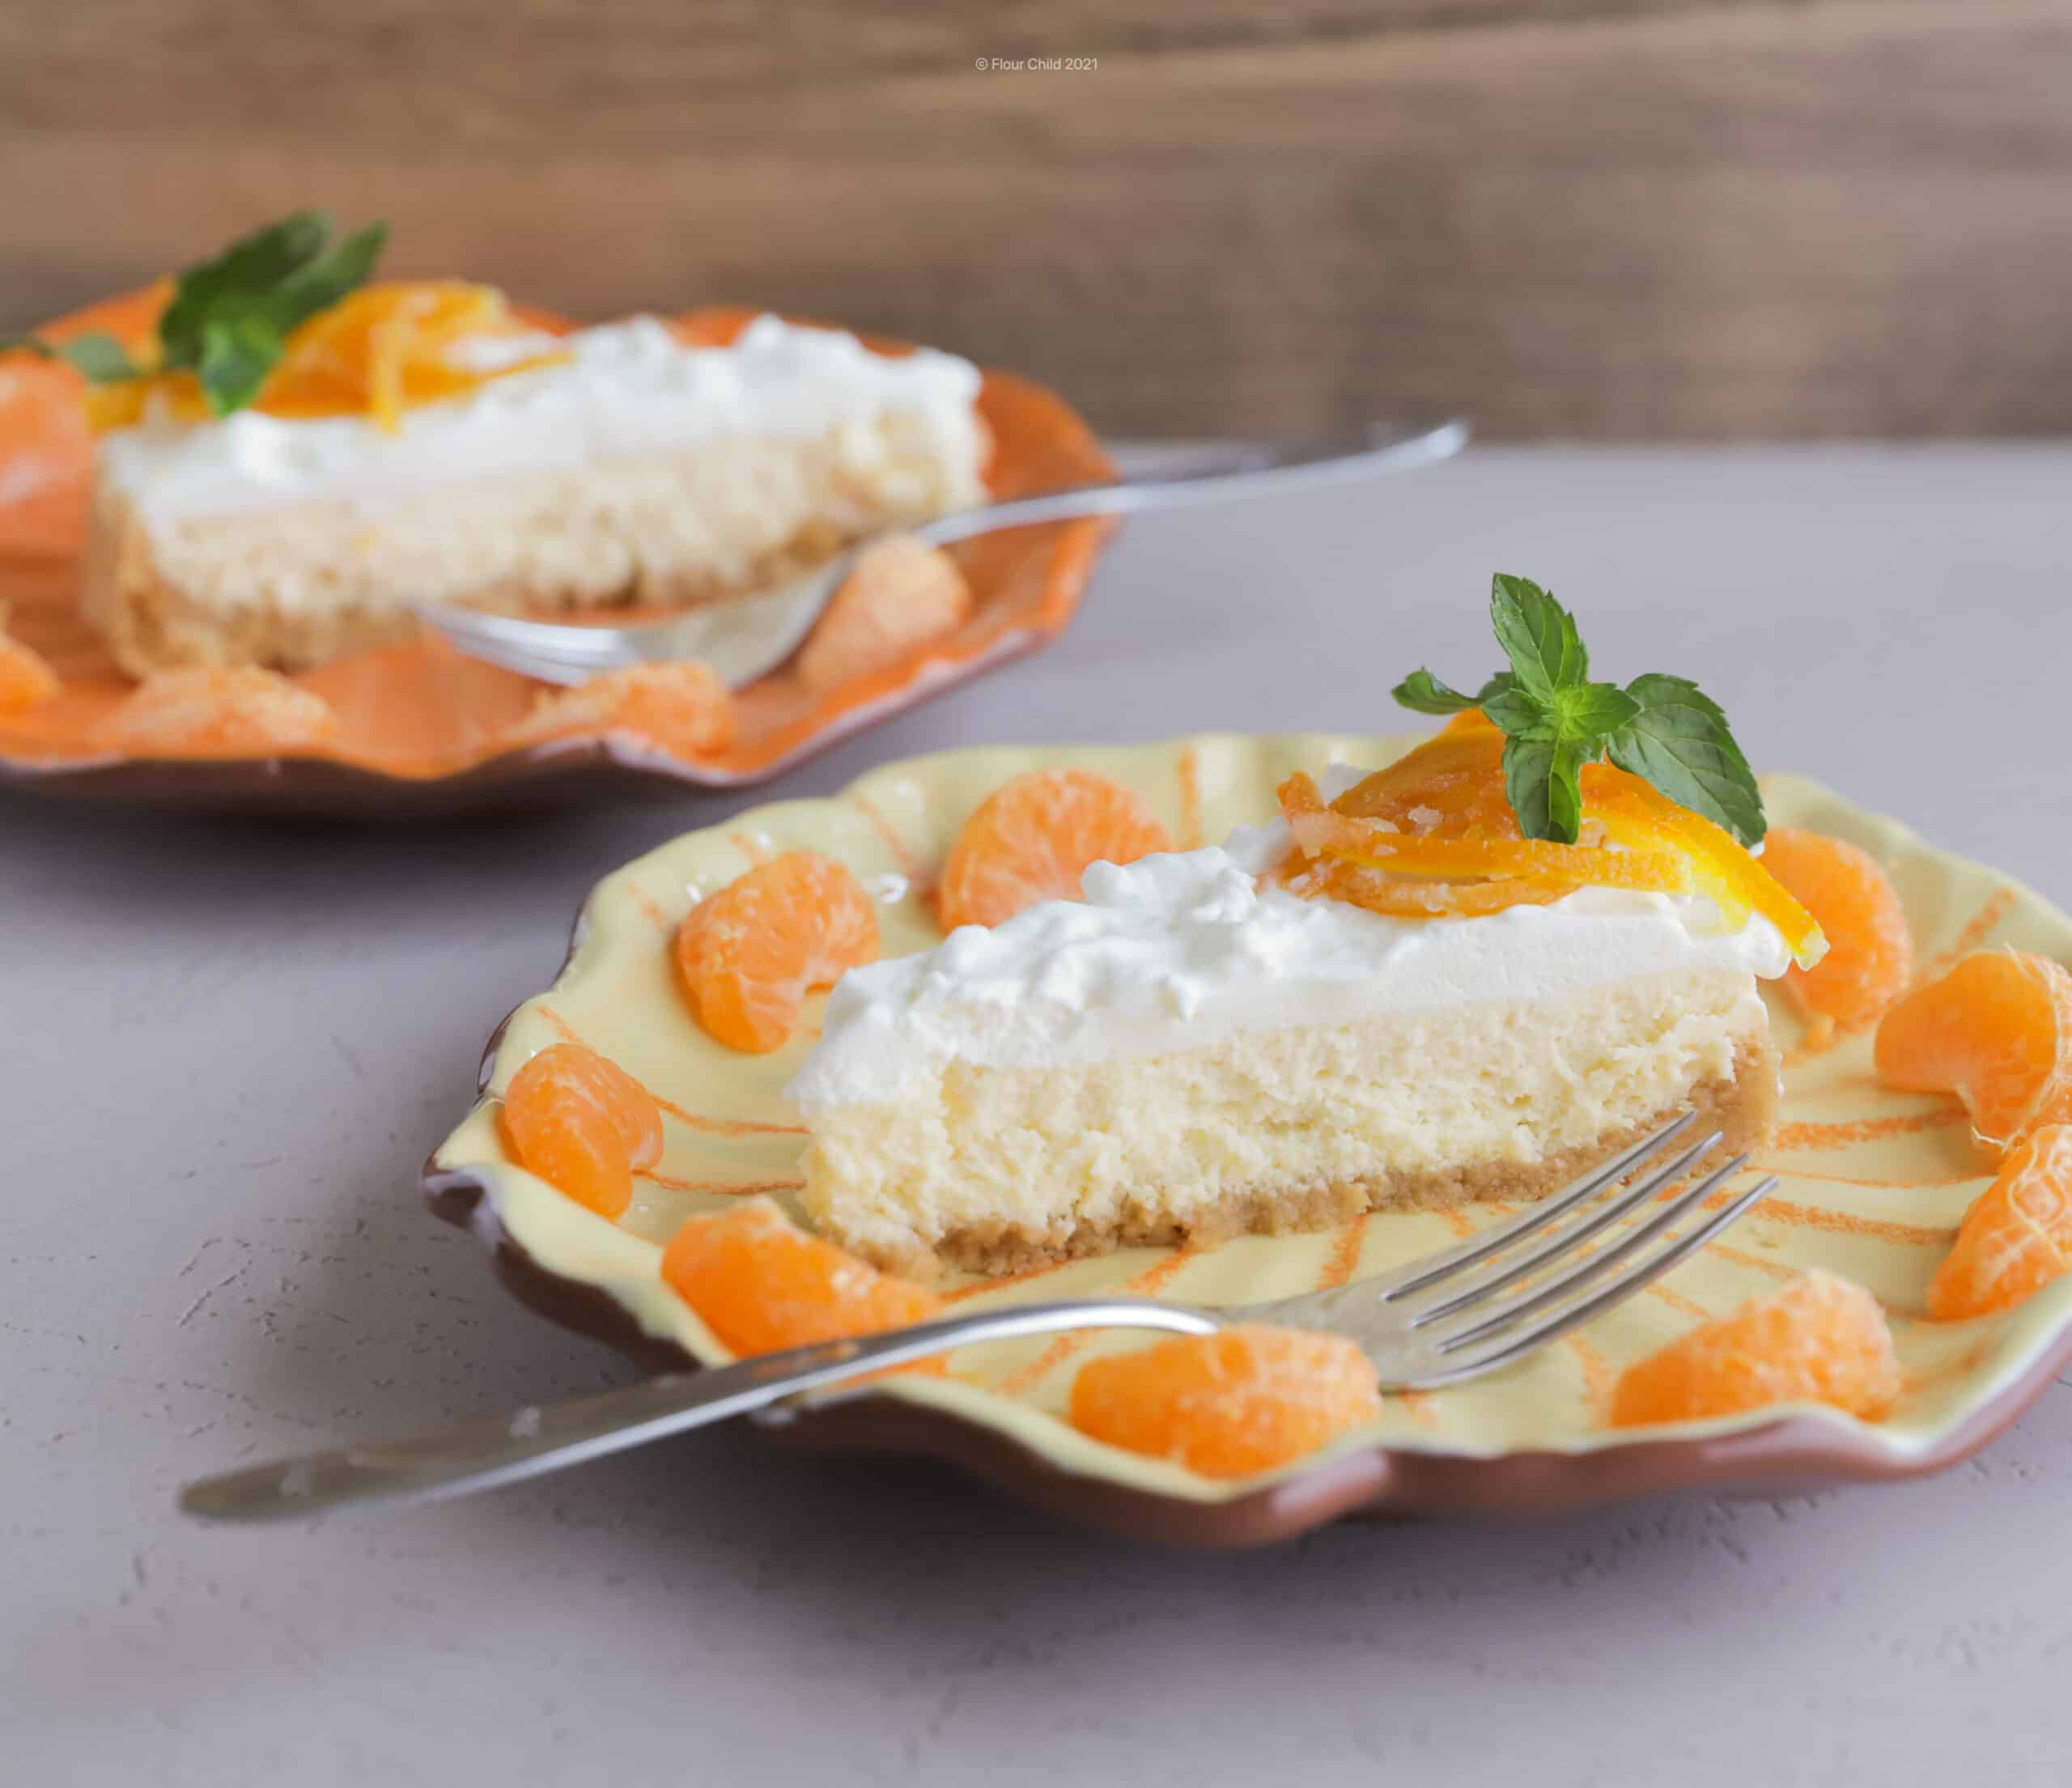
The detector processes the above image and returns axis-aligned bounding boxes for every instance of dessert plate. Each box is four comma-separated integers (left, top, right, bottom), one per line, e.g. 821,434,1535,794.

0,298,1115,815
426,732,2072,1544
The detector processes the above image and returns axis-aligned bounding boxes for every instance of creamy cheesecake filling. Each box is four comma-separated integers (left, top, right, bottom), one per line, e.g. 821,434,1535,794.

801,979,1775,1274
792,806,1794,1274
94,315,988,527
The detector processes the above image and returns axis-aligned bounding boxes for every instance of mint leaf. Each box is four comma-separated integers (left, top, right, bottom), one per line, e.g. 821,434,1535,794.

53,333,142,382
268,222,386,335
1548,681,1640,740
1489,574,1586,698
158,210,333,372
1607,673,1767,846
152,210,386,414
1501,733,1586,843
1392,669,1483,715
0,331,143,382
197,316,281,415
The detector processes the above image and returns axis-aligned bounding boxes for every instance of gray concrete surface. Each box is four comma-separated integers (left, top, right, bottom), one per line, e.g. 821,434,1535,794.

6,445,2070,1786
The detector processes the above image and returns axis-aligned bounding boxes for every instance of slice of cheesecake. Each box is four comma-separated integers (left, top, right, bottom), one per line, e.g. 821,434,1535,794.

83,309,990,675
789,721,1821,1277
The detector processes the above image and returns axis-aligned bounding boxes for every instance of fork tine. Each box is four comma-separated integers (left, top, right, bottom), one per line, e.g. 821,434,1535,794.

1410,1174,1777,1389
1422,1152,1753,1356
1372,1114,1699,1302
1403,1129,1722,1325
418,609,639,677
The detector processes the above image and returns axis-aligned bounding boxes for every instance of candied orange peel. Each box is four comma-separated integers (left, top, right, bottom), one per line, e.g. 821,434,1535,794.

85,281,564,435
1276,718,1824,964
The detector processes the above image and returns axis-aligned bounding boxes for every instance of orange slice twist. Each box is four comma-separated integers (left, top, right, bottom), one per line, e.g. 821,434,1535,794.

935,767,1172,931
675,851,880,1053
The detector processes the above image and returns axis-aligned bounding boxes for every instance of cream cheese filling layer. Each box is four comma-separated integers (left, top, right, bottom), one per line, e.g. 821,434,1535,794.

789,820,1792,1116
93,314,989,528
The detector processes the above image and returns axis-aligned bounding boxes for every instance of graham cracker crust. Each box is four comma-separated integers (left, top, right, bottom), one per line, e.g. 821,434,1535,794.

922,1032,1781,1278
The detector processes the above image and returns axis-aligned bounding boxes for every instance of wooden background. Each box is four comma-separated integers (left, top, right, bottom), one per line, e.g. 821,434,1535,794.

3,1,2070,440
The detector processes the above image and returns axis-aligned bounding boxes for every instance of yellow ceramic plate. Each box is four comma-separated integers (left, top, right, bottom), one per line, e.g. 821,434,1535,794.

426,733,2072,1542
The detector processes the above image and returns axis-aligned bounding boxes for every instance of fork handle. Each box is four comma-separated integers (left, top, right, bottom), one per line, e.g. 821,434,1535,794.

177,1299,1215,1524
912,417,1469,547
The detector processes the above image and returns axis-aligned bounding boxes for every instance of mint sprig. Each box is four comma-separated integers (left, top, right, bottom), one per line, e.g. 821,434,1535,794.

1389,575,1766,847
4,210,386,416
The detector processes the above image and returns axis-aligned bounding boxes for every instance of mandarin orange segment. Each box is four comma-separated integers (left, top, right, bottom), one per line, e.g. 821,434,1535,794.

797,533,974,693
660,1197,940,1356
1927,1125,2072,1320
500,1041,664,1220
1875,949,2072,1151
92,667,340,755
1753,828,1912,1030
936,768,1172,931
676,851,880,1053
1609,1270,1900,1429
0,626,60,716
1068,1324,1382,1479
516,661,737,758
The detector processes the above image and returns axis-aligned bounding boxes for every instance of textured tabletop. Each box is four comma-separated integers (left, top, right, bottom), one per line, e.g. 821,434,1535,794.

7,446,2070,1786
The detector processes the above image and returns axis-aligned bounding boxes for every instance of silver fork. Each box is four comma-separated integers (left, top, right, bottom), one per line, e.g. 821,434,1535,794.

180,1116,1771,1523
415,418,1469,686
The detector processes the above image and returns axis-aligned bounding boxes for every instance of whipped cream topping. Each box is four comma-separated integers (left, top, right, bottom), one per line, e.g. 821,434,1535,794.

788,809,1792,1112
95,314,988,525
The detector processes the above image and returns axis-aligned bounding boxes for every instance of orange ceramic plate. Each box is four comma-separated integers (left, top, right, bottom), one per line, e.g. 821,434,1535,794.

0,295,1114,814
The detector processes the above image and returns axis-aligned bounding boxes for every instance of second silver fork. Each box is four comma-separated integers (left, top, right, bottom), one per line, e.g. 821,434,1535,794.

180,1115,1769,1523
416,418,1470,687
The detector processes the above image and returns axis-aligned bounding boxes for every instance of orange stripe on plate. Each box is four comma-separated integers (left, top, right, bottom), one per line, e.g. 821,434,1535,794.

940,1259,1076,1304
626,886,669,930
1567,1334,1617,1413
1317,1219,1366,1290
1758,1162,1983,1195
534,1003,584,1047
1743,1191,1958,1247
1917,886,2019,983
1773,1104,1967,1151
730,830,772,868
651,1094,806,1138
852,792,932,894
1704,1240,1799,1280
997,1247,1199,1396
639,1171,805,1196
1175,746,1204,849
1645,1283,1713,1323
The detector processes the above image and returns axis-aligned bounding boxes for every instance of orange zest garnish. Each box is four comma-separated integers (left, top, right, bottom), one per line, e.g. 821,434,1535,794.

1276,728,1824,964
1068,1325,1382,1479
85,281,563,435
1610,1270,1900,1428
1759,827,1913,1034
1928,1124,2072,1320
675,851,880,1054
936,768,1172,931
660,1198,940,1356
1876,949,2072,1152
500,1041,664,1220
